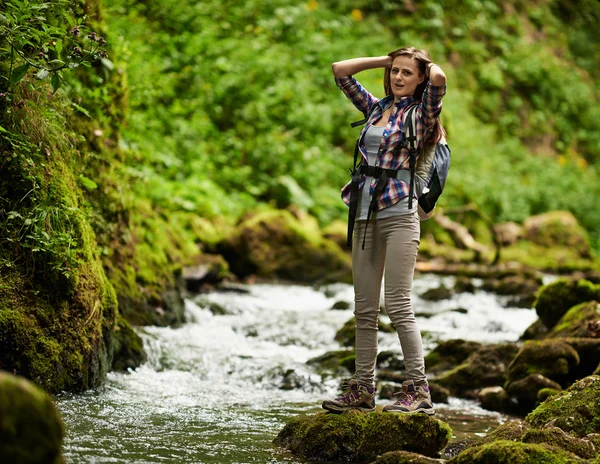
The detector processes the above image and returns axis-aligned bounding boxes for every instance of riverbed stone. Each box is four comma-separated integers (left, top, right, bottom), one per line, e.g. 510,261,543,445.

549,301,600,338
307,349,355,375
273,410,452,461
182,253,229,292
370,450,445,463
419,285,454,301
218,209,352,284
480,420,530,444
507,339,579,386
534,278,600,329
526,375,600,437
537,387,562,403
448,440,581,464
481,273,542,308
522,211,592,259
561,338,600,381
520,318,549,341
424,339,483,375
110,315,147,372
0,371,64,464
436,343,519,398
505,374,562,412
335,317,395,347
521,426,596,459
331,300,351,310
478,386,514,413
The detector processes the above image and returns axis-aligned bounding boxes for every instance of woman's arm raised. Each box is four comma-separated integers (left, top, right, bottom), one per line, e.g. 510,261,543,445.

426,63,447,87
332,56,392,78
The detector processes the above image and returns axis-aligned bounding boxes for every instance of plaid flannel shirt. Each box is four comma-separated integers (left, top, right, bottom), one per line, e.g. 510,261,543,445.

335,76,446,211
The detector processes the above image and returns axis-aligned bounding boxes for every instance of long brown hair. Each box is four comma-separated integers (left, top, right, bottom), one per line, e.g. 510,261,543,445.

384,47,446,148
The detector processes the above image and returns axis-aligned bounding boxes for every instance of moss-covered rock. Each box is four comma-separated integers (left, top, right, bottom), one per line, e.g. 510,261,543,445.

507,340,580,387
335,317,395,348
448,439,581,464
331,300,351,310
110,315,147,372
218,209,352,284
0,371,64,464
560,338,600,381
534,279,600,329
371,450,444,463
549,301,600,338
307,349,355,375
481,273,542,308
521,426,596,459
274,410,452,461
436,343,519,398
182,253,230,293
480,421,530,445
526,375,600,437
505,374,562,412
419,285,454,301
424,339,483,375
520,318,550,341
522,211,592,259
537,387,562,403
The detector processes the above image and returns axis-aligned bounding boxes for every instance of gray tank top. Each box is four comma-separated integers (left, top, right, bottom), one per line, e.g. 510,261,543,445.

357,125,415,220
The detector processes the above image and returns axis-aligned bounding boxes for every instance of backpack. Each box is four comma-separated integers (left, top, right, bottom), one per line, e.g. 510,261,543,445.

402,104,451,220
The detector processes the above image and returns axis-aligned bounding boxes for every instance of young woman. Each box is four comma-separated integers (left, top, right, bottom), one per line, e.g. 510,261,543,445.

322,47,447,415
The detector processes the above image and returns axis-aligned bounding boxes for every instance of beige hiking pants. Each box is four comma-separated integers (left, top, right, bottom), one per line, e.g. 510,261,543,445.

352,213,426,386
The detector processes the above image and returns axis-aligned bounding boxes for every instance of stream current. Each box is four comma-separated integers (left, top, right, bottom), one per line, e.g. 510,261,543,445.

57,274,538,463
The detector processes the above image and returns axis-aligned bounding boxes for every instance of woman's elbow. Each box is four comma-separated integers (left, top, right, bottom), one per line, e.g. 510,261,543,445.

332,62,341,77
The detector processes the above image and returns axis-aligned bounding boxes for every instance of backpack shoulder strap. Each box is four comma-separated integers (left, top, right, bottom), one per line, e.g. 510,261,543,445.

401,104,419,151
350,102,378,128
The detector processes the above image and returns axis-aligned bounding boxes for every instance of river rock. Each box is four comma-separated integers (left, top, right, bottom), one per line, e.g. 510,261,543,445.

507,339,579,387
217,209,352,284
521,426,596,459
505,374,562,412
537,387,561,403
307,349,355,375
520,318,549,341
436,343,519,398
370,450,445,463
182,253,229,292
493,222,522,246
0,371,64,464
453,276,476,293
481,273,542,308
534,278,600,329
548,301,600,338
526,375,600,437
419,285,454,301
478,386,514,413
447,440,581,464
110,315,147,371
424,339,483,375
480,420,530,444
559,338,600,381
335,318,395,347
522,211,592,258
377,351,405,371
273,410,452,461
331,300,351,310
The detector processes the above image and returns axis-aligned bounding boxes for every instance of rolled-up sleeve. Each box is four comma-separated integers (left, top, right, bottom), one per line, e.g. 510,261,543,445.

421,82,446,128
335,76,379,117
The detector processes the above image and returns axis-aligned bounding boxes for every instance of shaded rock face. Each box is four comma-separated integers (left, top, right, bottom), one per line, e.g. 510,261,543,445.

534,278,600,330
522,211,592,259
182,253,229,293
218,209,352,284
549,301,600,338
274,410,452,462
372,450,444,463
480,273,542,308
424,339,483,375
110,315,147,372
0,371,64,464
479,420,530,445
526,375,600,437
505,374,562,412
478,386,514,413
521,427,596,459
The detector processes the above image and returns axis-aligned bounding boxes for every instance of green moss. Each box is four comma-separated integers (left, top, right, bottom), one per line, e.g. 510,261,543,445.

372,450,443,463
424,339,483,374
111,315,147,372
534,279,600,329
537,388,561,403
480,421,530,445
0,371,65,464
448,439,581,464
526,375,600,437
274,410,452,461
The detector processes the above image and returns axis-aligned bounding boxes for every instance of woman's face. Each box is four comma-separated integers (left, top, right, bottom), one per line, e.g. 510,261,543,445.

390,55,424,100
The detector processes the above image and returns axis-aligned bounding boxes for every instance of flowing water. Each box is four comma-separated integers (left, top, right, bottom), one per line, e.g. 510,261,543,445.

57,274,539,463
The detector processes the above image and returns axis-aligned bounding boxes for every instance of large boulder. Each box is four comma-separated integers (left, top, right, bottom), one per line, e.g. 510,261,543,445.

479,420,530,444
0,371,64,464
534,279,600,329
505,374,562,412
526,375,600,437
522,211,592,259
447,440,580,464
371,450,444,463
507,340,579,387
218,209,352,284
274,410,452,461
435,343,519,398
521,426,596,459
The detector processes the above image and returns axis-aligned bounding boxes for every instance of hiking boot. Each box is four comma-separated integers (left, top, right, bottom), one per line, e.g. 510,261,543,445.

382,380,435,415
322,379,376,413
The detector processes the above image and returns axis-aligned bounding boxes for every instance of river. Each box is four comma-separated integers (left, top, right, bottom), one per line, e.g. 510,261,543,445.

57,274,538,463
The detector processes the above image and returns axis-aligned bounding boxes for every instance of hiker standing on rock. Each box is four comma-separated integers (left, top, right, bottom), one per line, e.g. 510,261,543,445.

322,47,447,415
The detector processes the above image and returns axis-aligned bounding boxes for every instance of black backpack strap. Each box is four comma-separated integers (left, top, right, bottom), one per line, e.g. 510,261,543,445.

402,104,419,210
